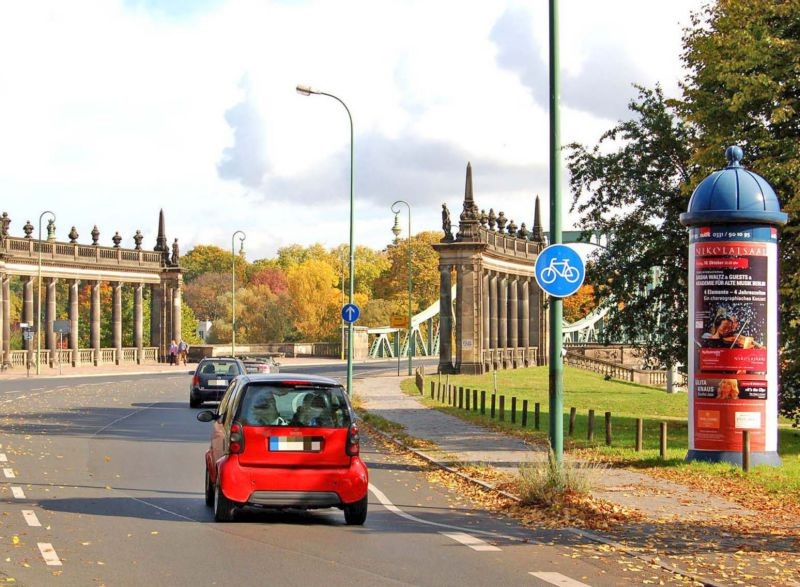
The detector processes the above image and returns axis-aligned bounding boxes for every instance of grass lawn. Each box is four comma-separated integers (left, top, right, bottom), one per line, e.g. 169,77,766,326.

405,366,800,510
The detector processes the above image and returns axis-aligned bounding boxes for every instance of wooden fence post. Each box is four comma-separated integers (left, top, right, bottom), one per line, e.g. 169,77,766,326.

587,409,595,441
499,396,505,422
491,394,496,419
458,387,464,409
480,390,486,415
430,381,434,399
472,389,478,412
605,411,612,446
534,402,540,430
659,421,667,459
568,407,577,436
742,430,751,472
465,388,471,411
522,400,528,427
511,397,517,424
636,418,643,452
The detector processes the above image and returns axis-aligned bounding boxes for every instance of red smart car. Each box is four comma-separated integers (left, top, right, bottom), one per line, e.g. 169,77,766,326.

197,374,369,524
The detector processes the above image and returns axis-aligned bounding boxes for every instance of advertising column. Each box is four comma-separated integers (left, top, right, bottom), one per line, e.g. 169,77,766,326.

681,146,787,466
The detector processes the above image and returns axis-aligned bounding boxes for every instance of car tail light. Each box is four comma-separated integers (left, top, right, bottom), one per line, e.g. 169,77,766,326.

229,422,244,454
192,374,199,387
346,424,360,456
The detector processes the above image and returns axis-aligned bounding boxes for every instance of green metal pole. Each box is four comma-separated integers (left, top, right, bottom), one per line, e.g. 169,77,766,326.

548,0,564,463
392,200,413,376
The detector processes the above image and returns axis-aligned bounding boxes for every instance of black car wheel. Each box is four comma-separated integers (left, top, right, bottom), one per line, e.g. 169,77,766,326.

343,495,368,526
204,467,214,507
213,478,236,522
190,393,202,409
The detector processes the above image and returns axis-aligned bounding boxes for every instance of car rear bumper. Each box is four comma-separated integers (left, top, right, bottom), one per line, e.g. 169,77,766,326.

191,387,227,402
218,455,368,507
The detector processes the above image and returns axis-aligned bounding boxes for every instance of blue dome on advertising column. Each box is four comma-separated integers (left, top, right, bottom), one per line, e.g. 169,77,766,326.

680,146,788,227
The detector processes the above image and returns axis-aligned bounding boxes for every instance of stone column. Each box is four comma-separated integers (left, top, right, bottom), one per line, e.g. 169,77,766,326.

23,277,34,352
499,275,508,351
489,273,498,350
112,282,122,365
91,280,101,366
150,283,163,361
438,264,452,373
134,283,143,364
482,272,490,357
454,261,481,374
69,279,79,366
171,283,182,344
1,274,9,366
521,278,530,364
509,277,519,350
46,277,57,367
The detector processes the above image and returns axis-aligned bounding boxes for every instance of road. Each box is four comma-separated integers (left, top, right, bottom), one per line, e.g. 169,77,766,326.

0,372,684,586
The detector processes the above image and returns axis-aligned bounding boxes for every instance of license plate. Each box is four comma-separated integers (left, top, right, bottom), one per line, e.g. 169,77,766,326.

209,379,228,386
269,436,322,452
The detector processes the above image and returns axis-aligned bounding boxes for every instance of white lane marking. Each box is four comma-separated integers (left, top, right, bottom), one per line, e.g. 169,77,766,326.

368,483,530,543
37,543,62,566
530,572,591,586
22,510,42,527
440,532,501,551
11,486,26,499
3,467,16,478
0,453,7,462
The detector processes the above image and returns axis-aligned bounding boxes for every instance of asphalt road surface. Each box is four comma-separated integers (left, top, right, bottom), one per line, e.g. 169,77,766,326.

0,373,684,586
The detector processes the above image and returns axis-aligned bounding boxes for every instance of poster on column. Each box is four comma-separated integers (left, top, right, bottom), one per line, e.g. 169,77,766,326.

691,225,775,452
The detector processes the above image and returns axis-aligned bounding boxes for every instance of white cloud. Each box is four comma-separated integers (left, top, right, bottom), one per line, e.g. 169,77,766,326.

0,0,703,260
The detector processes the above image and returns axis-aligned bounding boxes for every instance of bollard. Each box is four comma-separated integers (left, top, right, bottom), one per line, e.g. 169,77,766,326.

522,400,528,427
511,397,517,424
472,389,478,412
605,411,612,446
534,402,540,430
480,390,486,415
430,381,435,399
587,409,595,441
660,422,668,459
491,394,496,419
742,430,751,472
635,418,643,452
499,395,505,422
568,407,577,437
465,388,471,411
458,387,464,409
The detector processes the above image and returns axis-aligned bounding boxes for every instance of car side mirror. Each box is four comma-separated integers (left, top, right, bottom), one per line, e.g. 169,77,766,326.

196,410,218,423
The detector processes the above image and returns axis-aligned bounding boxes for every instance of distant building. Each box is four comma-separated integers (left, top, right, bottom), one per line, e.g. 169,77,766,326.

196,320,212,342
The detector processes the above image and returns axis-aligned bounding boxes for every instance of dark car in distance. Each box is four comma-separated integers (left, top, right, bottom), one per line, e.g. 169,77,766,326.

190,358,246,408
196,373,368,524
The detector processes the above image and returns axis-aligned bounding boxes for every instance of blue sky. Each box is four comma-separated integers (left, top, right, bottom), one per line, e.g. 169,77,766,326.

0,0,703,260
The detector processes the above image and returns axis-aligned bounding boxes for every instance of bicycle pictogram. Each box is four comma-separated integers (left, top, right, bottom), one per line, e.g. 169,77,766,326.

539,258,580,285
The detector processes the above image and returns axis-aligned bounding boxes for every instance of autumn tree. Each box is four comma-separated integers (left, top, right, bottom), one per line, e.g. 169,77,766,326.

562,284,596,323
286,259,340,341
182,244,247,284
249,266,288,296
330,244,390,298
373,231,441,311
183,272,231,322
566,86,695,371
679,0,800,422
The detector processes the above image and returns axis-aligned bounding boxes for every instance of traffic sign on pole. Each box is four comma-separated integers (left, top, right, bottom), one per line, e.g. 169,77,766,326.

341,303,360,324
534,244,585,298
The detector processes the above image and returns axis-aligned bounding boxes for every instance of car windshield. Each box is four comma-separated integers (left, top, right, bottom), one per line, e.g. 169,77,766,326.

238,383,351,428
199,361,239,376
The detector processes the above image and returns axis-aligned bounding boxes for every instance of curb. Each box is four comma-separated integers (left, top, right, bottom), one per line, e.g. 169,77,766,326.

357,412,723,587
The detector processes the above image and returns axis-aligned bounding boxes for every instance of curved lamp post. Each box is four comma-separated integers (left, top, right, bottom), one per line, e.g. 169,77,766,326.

36,210,56,375
391,200,413,376
297,84,355,395
231,230,246,357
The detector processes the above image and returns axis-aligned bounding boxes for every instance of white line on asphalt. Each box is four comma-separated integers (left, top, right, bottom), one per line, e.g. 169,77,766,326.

22,510,42,527
440,532,501,551
529,572,591,586
3,467,15,478
37,543,62,566
93,402,158,435
0,453,7,462
368,483,531,543
11,486,26,499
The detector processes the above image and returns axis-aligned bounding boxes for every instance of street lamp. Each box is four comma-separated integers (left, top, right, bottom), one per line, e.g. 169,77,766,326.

391,200,413,376
231,230,246,357
36,210,55,375
297,83,355,395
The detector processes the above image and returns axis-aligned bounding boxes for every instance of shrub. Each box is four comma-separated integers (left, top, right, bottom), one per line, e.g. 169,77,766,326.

517,447,604,506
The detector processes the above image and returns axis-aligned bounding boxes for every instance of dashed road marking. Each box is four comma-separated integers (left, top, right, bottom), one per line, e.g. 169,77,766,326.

440,532,501,551
37,543,62,566
0,453,7,462
22,510,42,527
530,572,591,586
3,467,16,478
11,486,26,499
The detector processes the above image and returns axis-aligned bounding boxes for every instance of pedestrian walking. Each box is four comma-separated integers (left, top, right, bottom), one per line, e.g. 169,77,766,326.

178,339,189,365
169,340,178,365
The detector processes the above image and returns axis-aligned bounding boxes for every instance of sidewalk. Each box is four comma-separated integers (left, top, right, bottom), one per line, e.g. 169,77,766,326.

354,375,800,586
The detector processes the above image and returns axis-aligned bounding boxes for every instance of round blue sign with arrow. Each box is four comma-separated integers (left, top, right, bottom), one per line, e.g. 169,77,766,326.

341,303,360,323
534,244,585,298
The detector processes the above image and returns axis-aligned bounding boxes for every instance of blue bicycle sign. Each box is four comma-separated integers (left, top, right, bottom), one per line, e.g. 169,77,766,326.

534,244,585,297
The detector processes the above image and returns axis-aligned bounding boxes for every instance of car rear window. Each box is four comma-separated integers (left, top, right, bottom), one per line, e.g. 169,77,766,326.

238,383,351,428
199,361,240,376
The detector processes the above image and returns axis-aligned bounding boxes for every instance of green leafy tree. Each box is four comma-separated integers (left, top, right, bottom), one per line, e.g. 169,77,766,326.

330,244,390,298
276,243,332,271
566,86,696,371
679,0,800,423
182,244,247,284
374,231,441,311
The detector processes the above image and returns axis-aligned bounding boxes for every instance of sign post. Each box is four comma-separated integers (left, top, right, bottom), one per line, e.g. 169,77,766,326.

54,320,70,376
680,146,787,466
